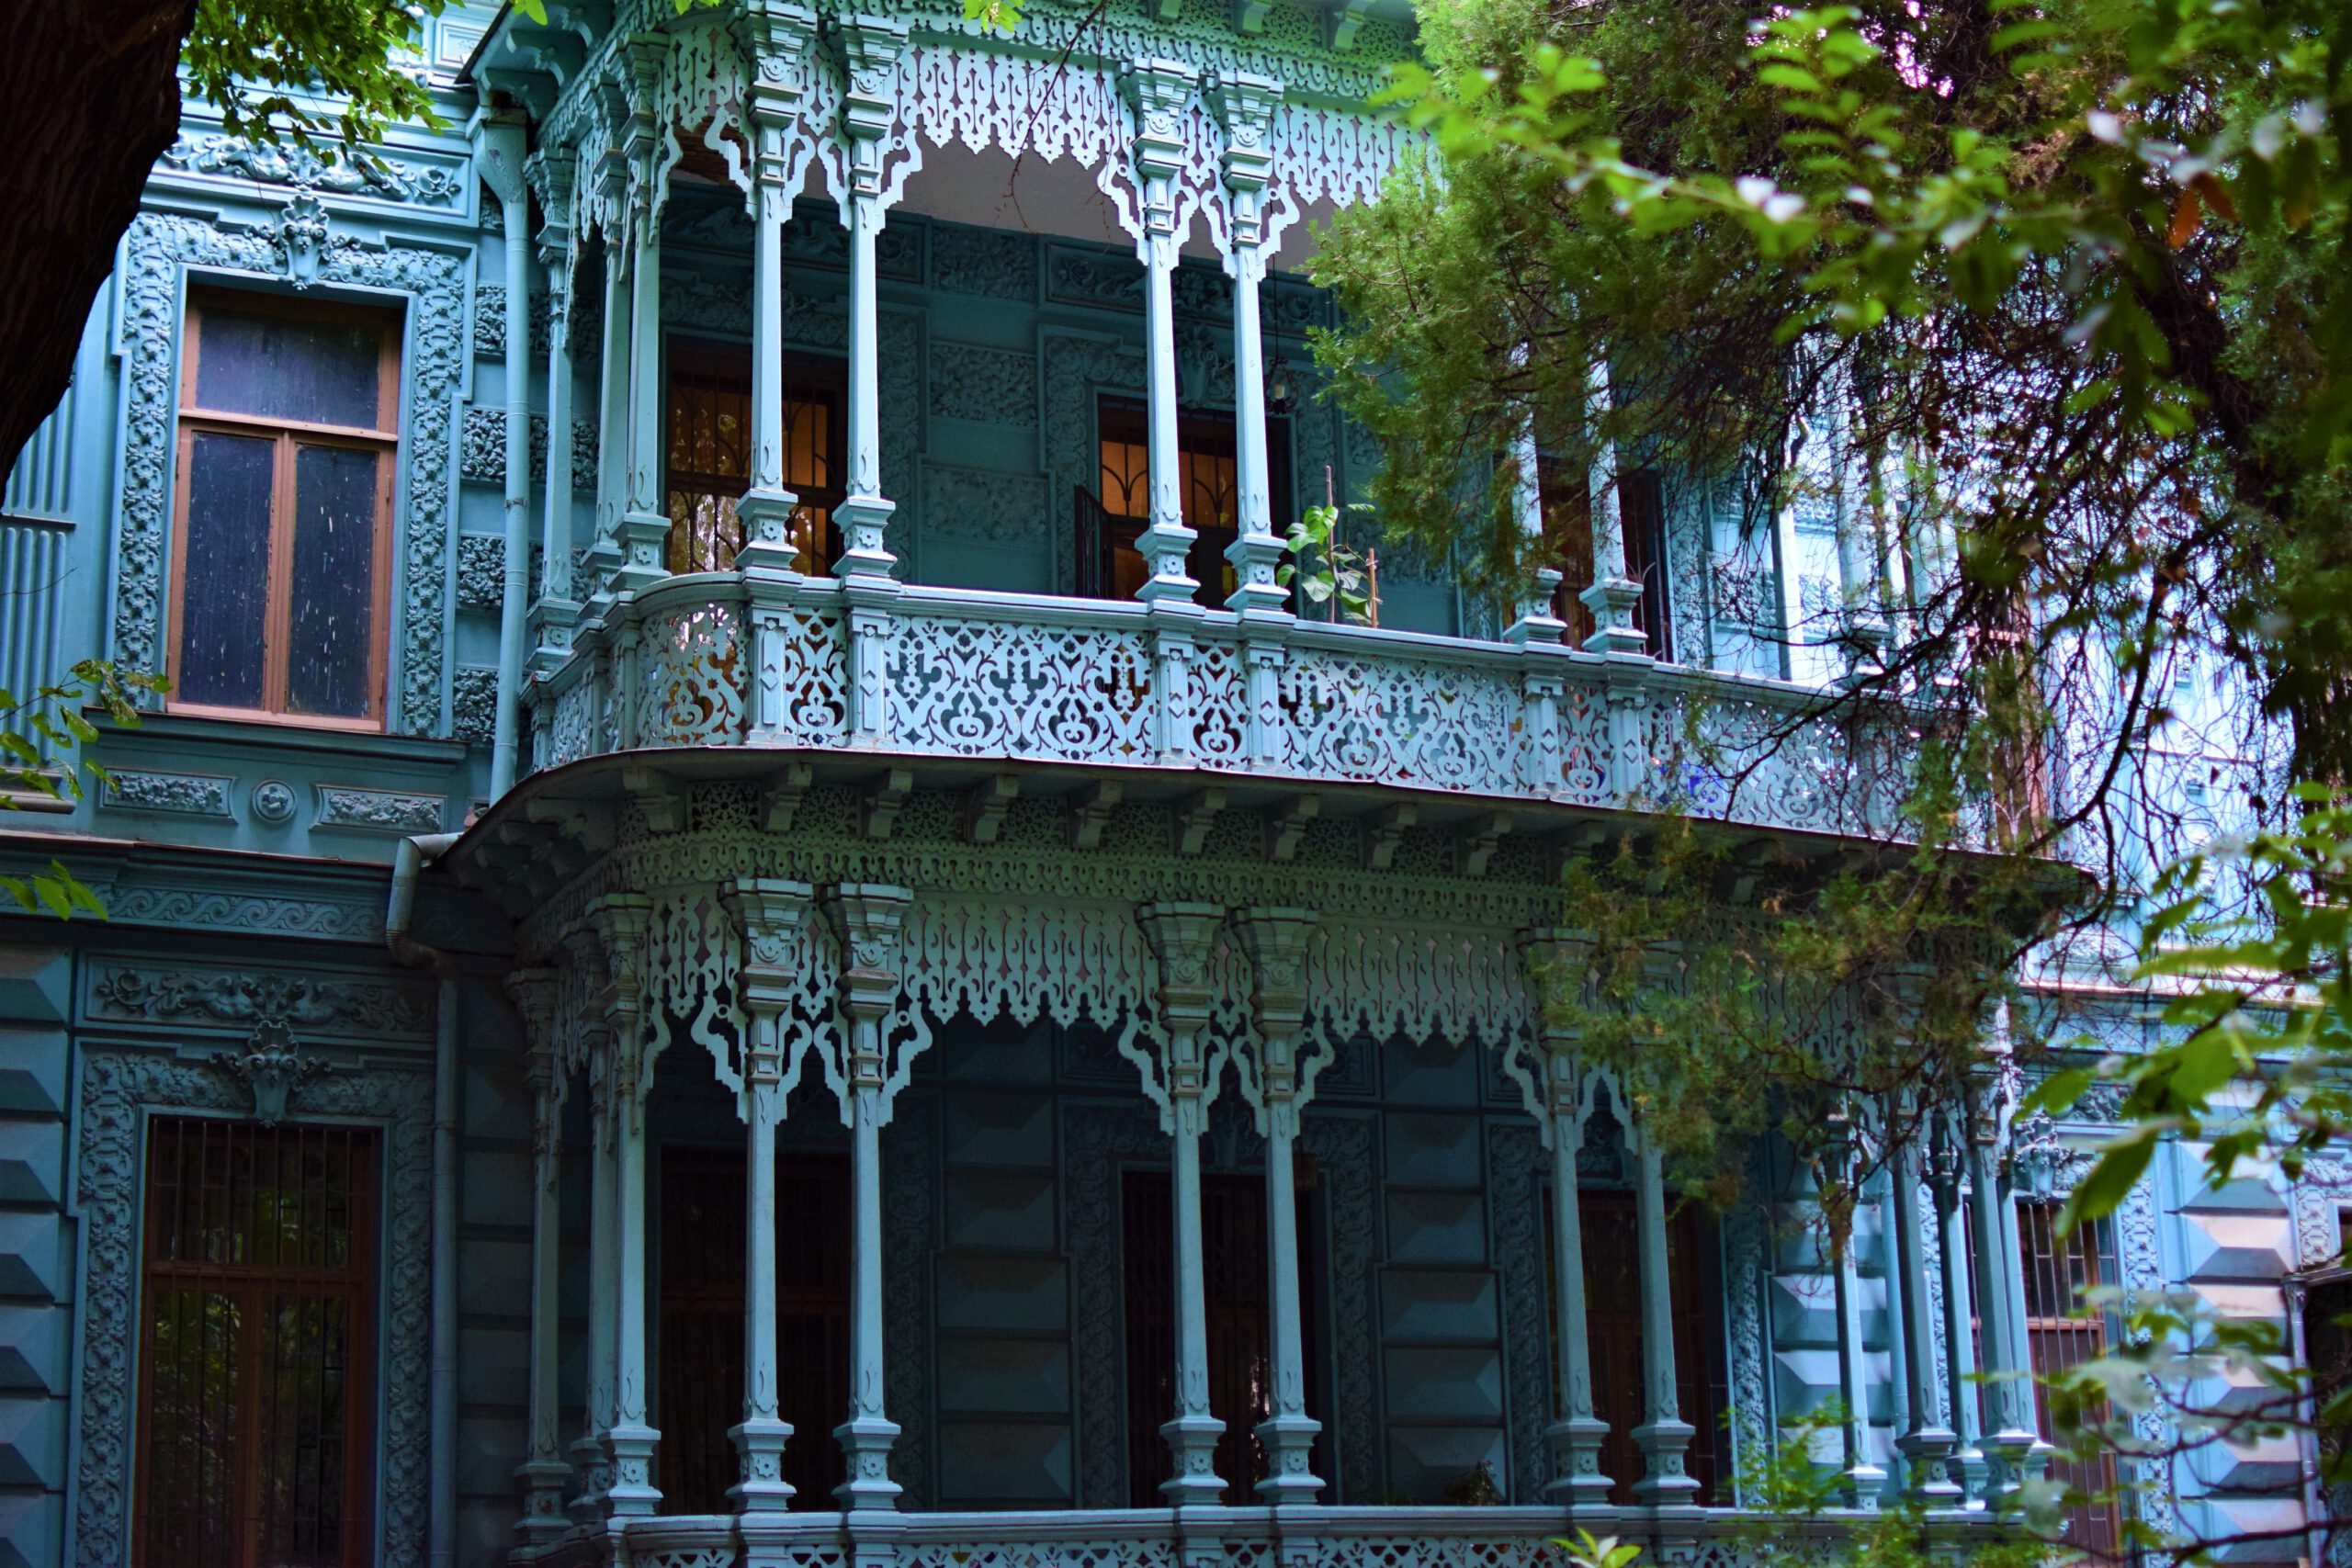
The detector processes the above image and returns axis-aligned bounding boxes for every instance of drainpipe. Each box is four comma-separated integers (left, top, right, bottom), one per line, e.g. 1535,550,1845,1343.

476,109,535,797
386,830,462,1568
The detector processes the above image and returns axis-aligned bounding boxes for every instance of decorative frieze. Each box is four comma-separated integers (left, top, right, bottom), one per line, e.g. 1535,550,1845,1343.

101,886,384,941
160,130,466,208
314,784,446,834
930,223,1034,299
85,964,435,1038
100,769,233,819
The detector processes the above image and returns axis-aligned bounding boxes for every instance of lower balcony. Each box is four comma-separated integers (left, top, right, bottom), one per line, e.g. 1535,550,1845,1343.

526,573,1915,840
522,1504,1991,1568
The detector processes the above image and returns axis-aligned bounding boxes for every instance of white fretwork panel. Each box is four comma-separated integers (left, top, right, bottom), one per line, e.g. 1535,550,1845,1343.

1281,645,1521,795
886,615,1155,763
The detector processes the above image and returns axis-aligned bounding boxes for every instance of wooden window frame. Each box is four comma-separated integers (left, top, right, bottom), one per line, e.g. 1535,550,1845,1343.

664,335,847,576
167,290,401,731
1085,397,1293,604
132,1116,380,1568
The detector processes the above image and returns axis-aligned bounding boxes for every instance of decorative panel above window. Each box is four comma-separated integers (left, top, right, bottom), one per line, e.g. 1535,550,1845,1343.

170,292,400,728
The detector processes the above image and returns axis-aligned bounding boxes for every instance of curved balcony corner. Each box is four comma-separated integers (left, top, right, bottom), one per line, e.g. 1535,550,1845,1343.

524,571,1926,840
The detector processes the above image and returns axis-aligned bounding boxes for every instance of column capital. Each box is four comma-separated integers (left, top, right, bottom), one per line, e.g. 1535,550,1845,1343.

1122,57,1201,261
836,12,911,157
821,881,910,1021
1137,899,1225,1029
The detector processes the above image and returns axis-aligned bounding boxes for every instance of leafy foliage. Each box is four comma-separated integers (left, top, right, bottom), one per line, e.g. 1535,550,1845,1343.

181,0,717,157
1278,500,1377,624
0,660,165,919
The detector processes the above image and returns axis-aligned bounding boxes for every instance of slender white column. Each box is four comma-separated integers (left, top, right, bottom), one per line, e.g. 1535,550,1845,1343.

1234,909,1320,1505
1826,361,1888,684
587,897,661,1518
571,1066,616,1510
1962,1043,2041,1505
722,878,816,1517
1628,1124,1701,1505
1211,72,1284,615
1544,1066,1611,1506
1124,60,1203,607
1889,1110,1962,1505
823,883,913,1511
509,970,571,1544
734,6,815,575
612,194,669,593
831,17,908,586
1929,1116,1988,1503
1577,358,1645,656
1510,934,1611,1507
730,1087,792,1508
1826,1112,1887,1507
532,152,580,674
584,229,632,601
1137,903,1227,1504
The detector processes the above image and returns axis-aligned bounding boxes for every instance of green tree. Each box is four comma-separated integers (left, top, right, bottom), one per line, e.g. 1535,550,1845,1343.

0,660,166,919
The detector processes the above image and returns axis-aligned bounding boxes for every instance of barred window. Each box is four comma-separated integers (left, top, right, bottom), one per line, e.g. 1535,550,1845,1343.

136,1117,379,1568
2019,1200,2126,1555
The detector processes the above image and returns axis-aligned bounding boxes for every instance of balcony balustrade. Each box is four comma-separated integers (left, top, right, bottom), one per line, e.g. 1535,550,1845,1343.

521,1502,1988,1568
528,570,1915,839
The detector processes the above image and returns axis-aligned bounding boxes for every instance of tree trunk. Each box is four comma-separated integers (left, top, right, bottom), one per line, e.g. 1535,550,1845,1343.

0,2,195,478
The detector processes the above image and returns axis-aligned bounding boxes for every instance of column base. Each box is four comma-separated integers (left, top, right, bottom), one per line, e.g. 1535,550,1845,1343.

566,1431,609,1523
529,597,580,676
1895,1425,1965,1507
604,1419,663,1517
1253,1411,1323,1506
612,509,672,594
1224,534,1288,615
736,487,807,573
1578,577,1647,656
1837,1457,1889,1510
1977,1427,2042,1508
1543,1414,1615,1507
832,495,899,581
1136,522,1200,605
1629,1417,1702,1506
1945,1441,1989,1507
833,1413,903,1510
729,1415,797,1511
1159,1409,1227,1504
513,1455,572,1544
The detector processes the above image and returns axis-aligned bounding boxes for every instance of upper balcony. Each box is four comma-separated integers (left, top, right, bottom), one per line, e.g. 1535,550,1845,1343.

526,570,1915,840
470,0,1918,842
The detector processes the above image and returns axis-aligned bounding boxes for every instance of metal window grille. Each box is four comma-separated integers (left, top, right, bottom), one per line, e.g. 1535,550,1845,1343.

2018,1199,2125,1555
656,1146,852,1512
1542,1185,1730,1505
135,1116,379,1568
1121,1164,1326,1506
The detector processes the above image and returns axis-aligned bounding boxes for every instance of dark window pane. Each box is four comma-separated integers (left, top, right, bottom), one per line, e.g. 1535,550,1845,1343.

194,305,382,427
286,445,380,718
177,431,275,708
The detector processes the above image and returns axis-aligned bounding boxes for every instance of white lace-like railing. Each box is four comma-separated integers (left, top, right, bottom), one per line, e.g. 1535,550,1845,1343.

521,1506,1928,1568
526,575,1912,836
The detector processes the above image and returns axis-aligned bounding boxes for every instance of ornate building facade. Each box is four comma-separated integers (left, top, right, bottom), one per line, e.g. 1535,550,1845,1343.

0,2,2322,1566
